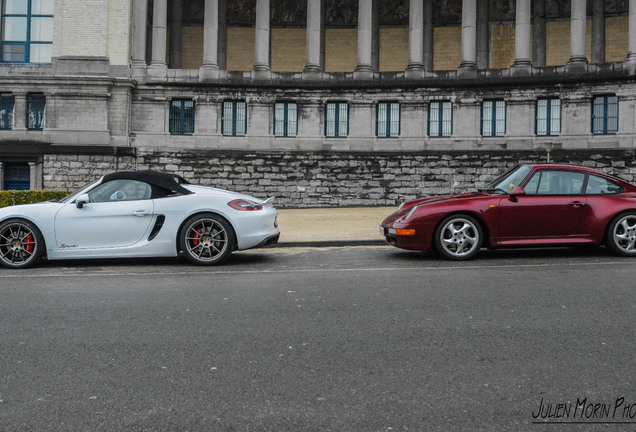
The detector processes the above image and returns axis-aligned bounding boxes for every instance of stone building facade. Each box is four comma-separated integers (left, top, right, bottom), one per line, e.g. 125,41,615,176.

1,0,636,207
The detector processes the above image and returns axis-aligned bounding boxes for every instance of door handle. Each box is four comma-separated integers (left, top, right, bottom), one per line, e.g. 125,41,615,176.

132,209,151,216
569,201,586,208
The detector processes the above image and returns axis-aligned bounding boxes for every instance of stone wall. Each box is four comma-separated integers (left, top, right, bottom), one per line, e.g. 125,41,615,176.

40,150,636,208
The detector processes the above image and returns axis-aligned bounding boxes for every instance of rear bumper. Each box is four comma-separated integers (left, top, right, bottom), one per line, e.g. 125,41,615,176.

249,233,280,249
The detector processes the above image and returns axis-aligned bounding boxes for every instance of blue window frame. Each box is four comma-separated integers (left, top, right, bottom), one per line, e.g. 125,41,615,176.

222,100,247,136
592,95,618,135
325,102,349,138
376,102,400,138
26,93,44,130
3,163,29,190
481,100,506,137
0,92,14,130
274,102,297,137
536,98,561,136
1,0,53,63
428,101,452,137
169,99,195,135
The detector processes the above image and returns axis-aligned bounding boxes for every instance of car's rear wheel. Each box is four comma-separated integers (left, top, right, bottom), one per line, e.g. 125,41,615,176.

434,214,483,260
0,219,45,269
606,212,636,256
179,213,235,265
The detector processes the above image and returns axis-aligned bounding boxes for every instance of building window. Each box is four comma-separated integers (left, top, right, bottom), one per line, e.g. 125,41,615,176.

1,0,54,63
325,102,349,138
592,95,618,135
377,102,400,138
3,162,29,190
222,101,247,136
536,98,561,136
169,99,195,135
0,92,14,130
274,102,297,137
428,101,452,137
481,100,506,137
26,93,45,130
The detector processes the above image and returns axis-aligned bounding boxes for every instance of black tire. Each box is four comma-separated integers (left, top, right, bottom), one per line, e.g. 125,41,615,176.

179,213,235,265
434,214,483,261
605,212,636,257
0,218,45,269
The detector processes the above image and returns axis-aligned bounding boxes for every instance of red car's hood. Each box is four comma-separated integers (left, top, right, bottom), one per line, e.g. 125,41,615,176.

399,192,492,210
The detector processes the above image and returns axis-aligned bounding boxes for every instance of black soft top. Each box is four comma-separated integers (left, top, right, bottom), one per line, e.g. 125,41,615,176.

102,171,193,195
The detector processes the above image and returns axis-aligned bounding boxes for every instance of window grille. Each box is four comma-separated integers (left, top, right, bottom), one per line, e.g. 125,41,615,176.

0,92,14,130
377,102,400,138
428,101,453,137
26,93,45,130
481,100,506,137
274,102,297,137
169,99,195,135
222,101,247,136
536,98,561,136
592,95,618,135
325,102,349,138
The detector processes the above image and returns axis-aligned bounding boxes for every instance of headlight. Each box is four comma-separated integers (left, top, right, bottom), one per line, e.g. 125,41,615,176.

404,206,418,221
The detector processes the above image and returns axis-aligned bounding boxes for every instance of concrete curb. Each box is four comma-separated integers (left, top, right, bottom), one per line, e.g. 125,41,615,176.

271,239,386,248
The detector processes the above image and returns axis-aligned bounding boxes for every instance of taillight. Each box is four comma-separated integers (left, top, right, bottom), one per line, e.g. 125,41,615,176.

228,199,263,211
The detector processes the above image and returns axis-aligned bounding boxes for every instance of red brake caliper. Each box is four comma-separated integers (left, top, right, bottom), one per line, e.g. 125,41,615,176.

24,234,34,256
193,229,201,246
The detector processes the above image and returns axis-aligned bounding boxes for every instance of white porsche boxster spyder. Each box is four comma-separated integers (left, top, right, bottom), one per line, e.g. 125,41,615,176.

0,171,279,269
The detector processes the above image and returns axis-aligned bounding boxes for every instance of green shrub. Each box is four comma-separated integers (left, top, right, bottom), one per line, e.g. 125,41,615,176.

0,190,71,208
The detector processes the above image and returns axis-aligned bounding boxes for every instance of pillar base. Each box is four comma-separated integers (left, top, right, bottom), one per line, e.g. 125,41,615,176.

253,64,271,72
457,62,477,77
623,54,636,75
567,55,588,65
147,62,168,79
131,61,147,80
510,61,532,76
199,64,220,81
405,66,426,79
565,57,588,73
303,64,324,73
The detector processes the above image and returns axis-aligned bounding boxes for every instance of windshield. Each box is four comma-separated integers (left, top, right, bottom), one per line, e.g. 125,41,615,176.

481,165,533,194
58,179,102,203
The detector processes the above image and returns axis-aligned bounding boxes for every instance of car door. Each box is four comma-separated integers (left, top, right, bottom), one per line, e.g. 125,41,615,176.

54,179,154,250
497,169,590,241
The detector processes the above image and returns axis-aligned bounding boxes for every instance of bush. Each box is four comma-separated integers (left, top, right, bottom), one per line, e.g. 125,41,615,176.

0,190,71,208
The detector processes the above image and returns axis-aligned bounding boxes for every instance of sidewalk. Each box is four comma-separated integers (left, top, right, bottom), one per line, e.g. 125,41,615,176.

275,206,396,247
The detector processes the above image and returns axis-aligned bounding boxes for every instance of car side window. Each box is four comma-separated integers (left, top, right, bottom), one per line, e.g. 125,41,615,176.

524,170,585,195
87,179,152,203
585,175,625,195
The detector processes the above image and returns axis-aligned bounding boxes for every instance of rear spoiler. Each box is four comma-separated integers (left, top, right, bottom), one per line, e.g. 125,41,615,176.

255,197,275,207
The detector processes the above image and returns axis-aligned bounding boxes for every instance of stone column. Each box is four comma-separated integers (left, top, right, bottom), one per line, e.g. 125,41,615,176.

532,0,546,67
628,0,636,62
592,0,605,64
28,162,36,191
513,0,531,68
304,0,325,72
407,0,424,70
148,0,168,76
568,0,588,64
355,0,378,73
169,0,183,69
201,0,220,78
459,0,477,70
253,0,271,71
131,0,148,70
476,0,489,69
13,93,26,131
423,0,433,71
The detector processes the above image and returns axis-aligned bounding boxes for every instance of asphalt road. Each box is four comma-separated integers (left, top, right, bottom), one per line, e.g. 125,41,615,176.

1,246,635,432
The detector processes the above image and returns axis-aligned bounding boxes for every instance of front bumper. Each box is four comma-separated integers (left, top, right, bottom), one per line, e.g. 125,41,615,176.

380,222,434,251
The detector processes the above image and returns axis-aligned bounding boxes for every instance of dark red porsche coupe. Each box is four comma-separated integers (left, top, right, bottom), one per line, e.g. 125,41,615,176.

381,163,636,260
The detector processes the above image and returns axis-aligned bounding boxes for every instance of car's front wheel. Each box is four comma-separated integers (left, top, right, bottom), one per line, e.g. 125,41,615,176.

434,214,483,260
606,212,636,257
179,213,235,265
0,219,45,269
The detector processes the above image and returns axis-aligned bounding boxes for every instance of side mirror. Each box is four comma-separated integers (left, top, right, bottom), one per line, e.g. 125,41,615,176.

76,193,89,209
509,187,526,202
